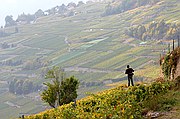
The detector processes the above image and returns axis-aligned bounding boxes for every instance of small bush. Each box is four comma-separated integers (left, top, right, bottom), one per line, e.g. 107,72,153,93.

26,81,176,119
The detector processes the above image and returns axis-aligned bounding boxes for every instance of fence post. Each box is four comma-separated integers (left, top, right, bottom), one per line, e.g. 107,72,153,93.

160,53,162,65
173,39,175,51
178,35,180,47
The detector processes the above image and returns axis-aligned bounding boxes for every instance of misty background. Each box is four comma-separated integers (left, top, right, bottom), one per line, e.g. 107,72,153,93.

0,0,87,26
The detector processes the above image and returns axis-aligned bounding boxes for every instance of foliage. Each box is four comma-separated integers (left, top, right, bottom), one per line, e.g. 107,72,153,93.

26,81,175,119
162,47,180,79
34,9,45,18
162,53,171,79
41,82,57,108
16,13,35,23
103,0,160,16
41,66,79,108
41,66,64,108
125,20,180,40
77,1,85,7
5,15,17,27
60,76,79,105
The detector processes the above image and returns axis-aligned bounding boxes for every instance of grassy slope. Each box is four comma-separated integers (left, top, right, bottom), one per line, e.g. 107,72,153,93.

0,0,179,118
25,82,180,119
158,90,180,119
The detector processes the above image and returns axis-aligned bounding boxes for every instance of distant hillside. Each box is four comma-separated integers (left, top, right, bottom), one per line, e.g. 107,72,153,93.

2,1,85,28
25,47,180,119
0,0,180,118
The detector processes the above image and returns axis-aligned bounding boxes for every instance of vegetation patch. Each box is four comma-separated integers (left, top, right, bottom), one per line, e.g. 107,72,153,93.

161,47,180,79
125,20,180,41
25,80,179,119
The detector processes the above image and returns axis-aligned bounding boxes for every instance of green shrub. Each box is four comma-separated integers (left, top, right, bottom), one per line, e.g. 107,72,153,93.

26,81,176,119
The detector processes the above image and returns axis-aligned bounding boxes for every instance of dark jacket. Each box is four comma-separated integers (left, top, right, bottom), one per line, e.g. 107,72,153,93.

125,68,134,76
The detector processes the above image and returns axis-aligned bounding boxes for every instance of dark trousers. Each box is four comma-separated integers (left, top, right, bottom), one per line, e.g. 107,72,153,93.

128,75,134,86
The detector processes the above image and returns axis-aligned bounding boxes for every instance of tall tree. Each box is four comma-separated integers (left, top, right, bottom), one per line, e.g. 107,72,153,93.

5,15,16,27
35,9,45,18
41,66,79,108
77,1,85,7
16,13,35,24
58,4,67,14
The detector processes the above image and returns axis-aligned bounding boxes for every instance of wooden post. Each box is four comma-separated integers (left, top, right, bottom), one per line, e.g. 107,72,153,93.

160,53,162,65
173,39,175,51
178,35,180,47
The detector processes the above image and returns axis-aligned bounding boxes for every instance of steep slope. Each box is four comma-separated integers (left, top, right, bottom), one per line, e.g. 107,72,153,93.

175,59,180,79
25,80,180,119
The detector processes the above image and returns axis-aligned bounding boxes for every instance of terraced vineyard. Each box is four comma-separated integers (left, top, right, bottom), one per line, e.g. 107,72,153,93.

0,0,179,118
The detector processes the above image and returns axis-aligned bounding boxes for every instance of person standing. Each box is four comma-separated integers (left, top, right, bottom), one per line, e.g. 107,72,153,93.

125,65,134,86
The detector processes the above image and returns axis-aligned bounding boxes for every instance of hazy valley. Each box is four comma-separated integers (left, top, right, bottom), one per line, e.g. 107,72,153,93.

0,0,179,118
